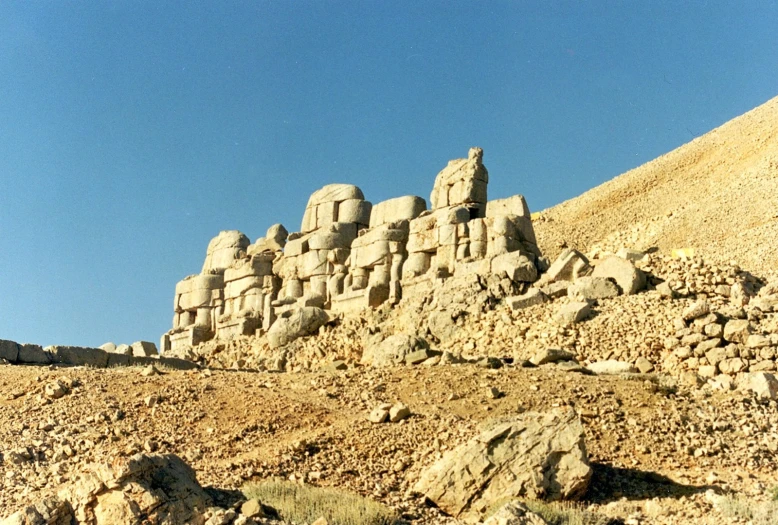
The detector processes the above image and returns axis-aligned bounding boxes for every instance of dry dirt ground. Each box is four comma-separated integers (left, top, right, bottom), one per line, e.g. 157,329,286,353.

1,361,776,524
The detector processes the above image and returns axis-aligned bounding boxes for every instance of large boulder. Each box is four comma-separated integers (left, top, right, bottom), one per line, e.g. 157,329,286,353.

2,454,213,525
0,340,19,362
414,408,591,523
267,307,331,349
591,256,646,295
361,334,430,367
64,453,212,524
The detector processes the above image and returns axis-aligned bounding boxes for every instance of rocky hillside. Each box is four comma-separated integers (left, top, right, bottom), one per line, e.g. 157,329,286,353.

534,95,778,275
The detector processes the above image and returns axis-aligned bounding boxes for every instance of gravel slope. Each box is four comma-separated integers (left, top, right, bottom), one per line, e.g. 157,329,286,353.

534,95,778,275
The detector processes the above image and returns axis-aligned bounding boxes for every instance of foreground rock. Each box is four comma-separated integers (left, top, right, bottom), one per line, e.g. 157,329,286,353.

2,454,216,525
414,408,591,523
482,501,548,525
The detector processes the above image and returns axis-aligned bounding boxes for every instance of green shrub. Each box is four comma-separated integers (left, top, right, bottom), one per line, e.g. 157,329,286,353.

242,479,399,525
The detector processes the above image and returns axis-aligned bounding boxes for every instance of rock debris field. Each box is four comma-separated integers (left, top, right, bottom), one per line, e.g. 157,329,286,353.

2,96,778,525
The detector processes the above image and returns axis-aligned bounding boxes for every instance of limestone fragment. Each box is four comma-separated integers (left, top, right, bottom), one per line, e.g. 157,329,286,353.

413,408,591,523
554,302,591,326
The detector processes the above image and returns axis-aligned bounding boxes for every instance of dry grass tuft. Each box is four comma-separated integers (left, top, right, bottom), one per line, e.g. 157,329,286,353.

243,479,399,525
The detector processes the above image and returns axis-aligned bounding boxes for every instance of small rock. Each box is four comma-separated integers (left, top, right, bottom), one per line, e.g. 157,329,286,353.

682,301,710,321
368,404,392,424
488,387,503,399
389,403,411,422
587,360,635,375
635,357,654,374
141,365,162,377
240,498,265,518
44,381,68,399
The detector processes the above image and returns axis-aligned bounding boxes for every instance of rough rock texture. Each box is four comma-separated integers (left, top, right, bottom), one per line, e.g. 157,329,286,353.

568,276,619,301
267,307,330,349
1,454,213,525
361,334,430,367
414,408,591,523
482,502,548,525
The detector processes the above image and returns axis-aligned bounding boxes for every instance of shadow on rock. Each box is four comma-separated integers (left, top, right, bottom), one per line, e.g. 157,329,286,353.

584,463,712,503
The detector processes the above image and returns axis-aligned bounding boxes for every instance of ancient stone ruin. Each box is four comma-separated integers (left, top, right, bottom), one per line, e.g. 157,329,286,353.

161,148,544,352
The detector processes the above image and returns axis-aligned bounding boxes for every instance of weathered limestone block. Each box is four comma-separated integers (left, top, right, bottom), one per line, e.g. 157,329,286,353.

176,274,225,311
267,307,331,348
506,288,548,310
369,196,427,228
49,346,109,368
299,250,331,279
0,339,19,362
591,256,646,295
430,147,488,216
284,234,310,257
491,252,538,283
18,344,52,364
308,222,358,250
131,341,158,357
407,229,439,253
362,334,430,367
414,408,591,523
402,252,431,279
568,276,620,301
540,249,592,285
554,302,592,326
300,184,367,233
247,224,288,255
201,230,250,274
338,198,372,226
723,320,753,344
485,195,531,219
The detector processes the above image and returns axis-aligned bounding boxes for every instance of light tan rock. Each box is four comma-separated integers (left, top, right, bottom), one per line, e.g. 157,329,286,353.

482,501,548,525
568,276,619,301
586,360,635,375
740,372,778,400
267,307,331,349
201,230,250,274
591,256,646,295
414,408,591,523
554,302,591,326
540,249,591,285
369,196,426,228
361,335,429,367
723,319,753,344
506,288,548,310
491,252,538,283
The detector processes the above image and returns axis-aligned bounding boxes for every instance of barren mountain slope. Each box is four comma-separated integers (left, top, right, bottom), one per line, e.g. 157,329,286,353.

534,95,778,274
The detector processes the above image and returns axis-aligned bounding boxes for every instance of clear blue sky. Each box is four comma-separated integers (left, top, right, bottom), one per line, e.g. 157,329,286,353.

1,1,776,348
